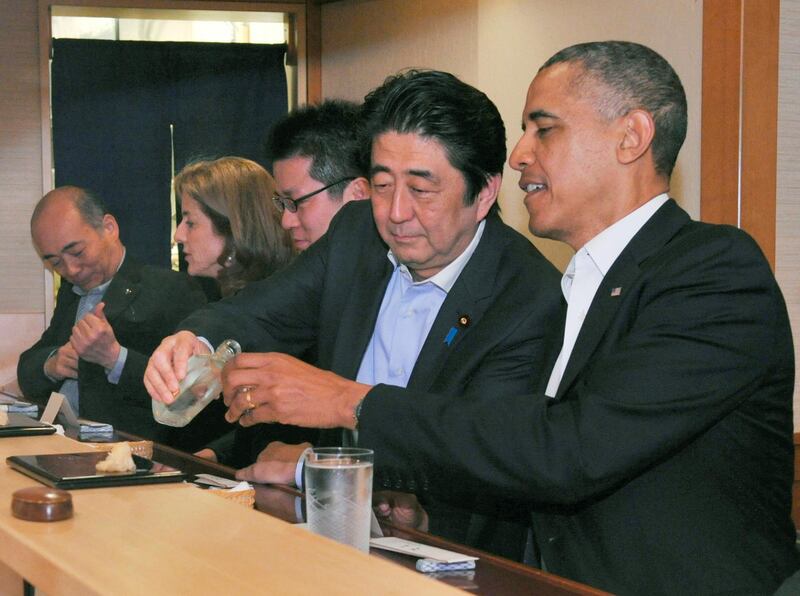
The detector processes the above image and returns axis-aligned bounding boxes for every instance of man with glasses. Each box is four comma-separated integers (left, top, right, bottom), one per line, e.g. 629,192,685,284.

267,100,369,251
146,71,563,557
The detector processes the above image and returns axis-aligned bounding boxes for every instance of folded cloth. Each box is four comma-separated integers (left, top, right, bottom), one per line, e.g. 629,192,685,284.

193,474,251,491
416,559,477,573
0,402,39,416
79,422,114,435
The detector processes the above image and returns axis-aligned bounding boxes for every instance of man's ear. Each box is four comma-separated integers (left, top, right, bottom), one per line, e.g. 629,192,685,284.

101,213,120,238
473,174,501,222
342,177,370,203
617,109,655,165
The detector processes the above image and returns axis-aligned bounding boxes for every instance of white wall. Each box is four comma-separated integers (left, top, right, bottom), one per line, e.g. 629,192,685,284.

0,315,44,386
776,0,800,429
321,0,478,93
0,0,47,384
321,0,703,270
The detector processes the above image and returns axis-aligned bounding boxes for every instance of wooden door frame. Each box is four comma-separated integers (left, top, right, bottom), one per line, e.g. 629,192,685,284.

701,0,780,268
38,0,314,189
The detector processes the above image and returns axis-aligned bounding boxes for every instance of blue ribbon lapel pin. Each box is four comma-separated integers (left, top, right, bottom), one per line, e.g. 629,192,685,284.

444,314,471,346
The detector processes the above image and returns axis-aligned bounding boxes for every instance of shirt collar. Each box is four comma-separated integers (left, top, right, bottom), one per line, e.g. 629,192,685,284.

72,249,126,297
387,219,486,293
581,193,669,277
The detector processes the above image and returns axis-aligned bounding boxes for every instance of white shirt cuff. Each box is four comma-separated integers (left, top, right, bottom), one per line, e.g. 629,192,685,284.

43,349,60,383
294,455,305,490
197,336,214,354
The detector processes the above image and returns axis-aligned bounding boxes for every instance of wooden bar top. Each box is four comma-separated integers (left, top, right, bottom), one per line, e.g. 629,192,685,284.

149,441,609,596
0,433,460,595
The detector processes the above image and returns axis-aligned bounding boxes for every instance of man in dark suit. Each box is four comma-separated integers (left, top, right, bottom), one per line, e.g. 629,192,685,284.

18,186,206,442
146,70,564,554
214,43,799,594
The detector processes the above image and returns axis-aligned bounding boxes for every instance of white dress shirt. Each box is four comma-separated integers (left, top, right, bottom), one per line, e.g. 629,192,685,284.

545,193,669,397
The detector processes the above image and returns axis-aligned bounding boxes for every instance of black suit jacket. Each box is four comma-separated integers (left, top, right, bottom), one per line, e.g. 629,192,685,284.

17,257,208,445
180,200,564,551
358,200,799,594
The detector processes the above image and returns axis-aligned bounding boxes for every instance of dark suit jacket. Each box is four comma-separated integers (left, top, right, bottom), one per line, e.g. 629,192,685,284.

17,256,208,445
357,200,799,594
179,200,564,553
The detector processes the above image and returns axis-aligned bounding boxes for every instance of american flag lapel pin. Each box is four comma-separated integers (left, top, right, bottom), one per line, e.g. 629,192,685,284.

610,287,622,297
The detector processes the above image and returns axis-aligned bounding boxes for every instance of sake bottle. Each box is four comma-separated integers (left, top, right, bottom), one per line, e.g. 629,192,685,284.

152,339,241,427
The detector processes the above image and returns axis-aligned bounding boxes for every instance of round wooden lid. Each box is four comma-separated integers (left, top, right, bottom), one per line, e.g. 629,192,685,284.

12,486,73,522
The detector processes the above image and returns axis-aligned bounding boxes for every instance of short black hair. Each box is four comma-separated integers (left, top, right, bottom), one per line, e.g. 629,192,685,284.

360,69,505,214
264,99,364,200
541,41,687,179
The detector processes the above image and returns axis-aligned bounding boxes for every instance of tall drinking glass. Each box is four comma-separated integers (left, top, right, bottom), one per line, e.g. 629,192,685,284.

304,447,374,553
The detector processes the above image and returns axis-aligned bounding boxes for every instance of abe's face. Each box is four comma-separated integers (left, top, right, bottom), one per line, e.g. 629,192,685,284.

509,63,621,250
32,201,121,292
370,131,494,281
273,156,344,251
174,194,226,279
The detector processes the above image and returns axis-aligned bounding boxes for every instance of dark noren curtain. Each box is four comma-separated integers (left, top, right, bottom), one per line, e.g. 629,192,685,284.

52,39,287,268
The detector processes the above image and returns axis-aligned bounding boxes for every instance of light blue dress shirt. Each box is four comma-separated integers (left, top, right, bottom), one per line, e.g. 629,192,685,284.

356,219,487,387
294,220,487,489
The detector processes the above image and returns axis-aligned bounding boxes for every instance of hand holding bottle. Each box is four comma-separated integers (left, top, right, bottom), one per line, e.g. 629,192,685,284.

144,331,212,404
152,339,241,427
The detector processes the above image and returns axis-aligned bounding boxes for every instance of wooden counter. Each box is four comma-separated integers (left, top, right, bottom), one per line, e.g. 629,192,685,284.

0,433,460,595
149,441,609,596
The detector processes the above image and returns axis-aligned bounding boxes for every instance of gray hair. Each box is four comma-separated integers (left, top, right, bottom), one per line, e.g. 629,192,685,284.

541,41,687,178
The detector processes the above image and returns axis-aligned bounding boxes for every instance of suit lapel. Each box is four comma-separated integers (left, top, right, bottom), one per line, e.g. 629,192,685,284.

555,199,691,398
406,216,503,390
555,252,641,397
56,283,81,328
330,244,393,379
100,257,141,323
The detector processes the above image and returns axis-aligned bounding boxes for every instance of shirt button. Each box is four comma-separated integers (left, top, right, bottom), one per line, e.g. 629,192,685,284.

392,368,404,377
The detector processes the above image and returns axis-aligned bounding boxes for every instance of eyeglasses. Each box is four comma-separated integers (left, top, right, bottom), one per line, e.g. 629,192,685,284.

272,177,355,213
